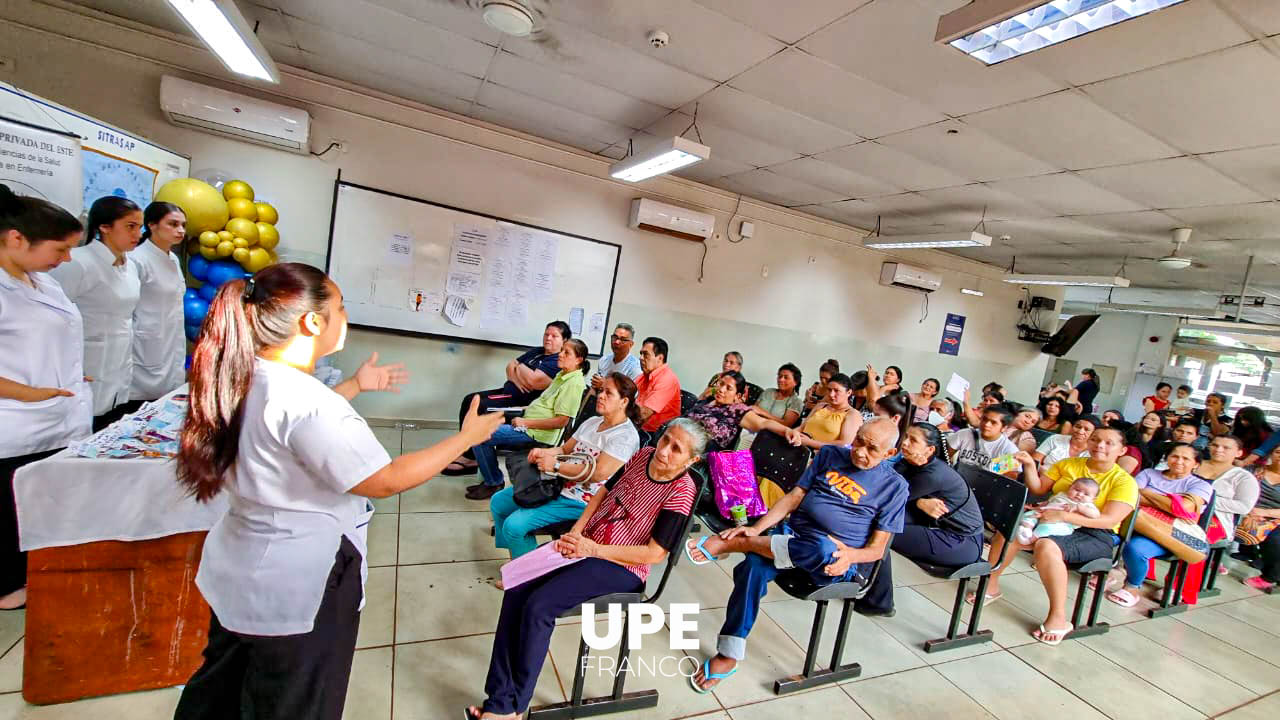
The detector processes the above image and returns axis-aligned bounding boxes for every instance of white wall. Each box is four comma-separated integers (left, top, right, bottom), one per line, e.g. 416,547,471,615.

1,2,1059,421
1048,313,1176,413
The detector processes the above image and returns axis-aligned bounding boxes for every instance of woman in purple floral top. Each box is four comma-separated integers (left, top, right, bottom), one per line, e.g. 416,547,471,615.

687,371,754,451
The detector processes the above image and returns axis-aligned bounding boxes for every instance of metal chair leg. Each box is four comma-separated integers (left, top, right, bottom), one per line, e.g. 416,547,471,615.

774,599,862,695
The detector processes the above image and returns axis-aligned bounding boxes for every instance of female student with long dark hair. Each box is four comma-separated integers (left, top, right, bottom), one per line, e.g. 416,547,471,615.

49,196,143,429
0,185,90,611
127,201,187,408
172,263,503,720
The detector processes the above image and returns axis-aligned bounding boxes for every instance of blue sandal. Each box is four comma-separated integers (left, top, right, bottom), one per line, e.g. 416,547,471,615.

690,657,737,694
684,536,720,566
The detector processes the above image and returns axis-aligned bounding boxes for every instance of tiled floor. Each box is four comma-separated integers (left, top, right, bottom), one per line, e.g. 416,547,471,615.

2,428,1278,719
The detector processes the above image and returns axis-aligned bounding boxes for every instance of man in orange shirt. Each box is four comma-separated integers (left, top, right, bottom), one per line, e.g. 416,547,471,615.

634,337,681,433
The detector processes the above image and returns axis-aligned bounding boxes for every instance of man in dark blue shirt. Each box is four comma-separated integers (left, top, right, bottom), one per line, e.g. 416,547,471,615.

685,418,907,692
444,321,569,475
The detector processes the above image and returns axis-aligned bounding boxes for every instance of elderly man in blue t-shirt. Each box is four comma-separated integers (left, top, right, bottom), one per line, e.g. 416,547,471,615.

685,418,908,692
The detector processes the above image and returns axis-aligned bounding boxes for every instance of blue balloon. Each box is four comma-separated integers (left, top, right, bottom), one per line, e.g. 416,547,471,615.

185,324,202,342
184,288,199,303
183,295,209,324
188,255,210,282
206,260,244,288
198,282,218,302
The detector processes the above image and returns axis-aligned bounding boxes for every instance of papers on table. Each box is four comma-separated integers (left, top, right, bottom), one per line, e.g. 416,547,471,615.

70,394,188,459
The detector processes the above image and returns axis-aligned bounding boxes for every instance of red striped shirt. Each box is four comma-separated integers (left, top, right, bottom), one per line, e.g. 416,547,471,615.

582,446,696,580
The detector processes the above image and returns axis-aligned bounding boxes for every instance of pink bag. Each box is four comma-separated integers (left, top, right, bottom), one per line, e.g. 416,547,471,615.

707,450,768,521
500,542,584,590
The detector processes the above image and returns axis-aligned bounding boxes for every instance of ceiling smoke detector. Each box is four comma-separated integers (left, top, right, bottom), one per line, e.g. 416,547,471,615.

647,30,669,48
481,0,535,36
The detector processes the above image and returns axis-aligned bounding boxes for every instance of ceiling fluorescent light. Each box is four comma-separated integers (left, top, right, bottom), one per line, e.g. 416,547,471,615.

1003,274,1130,287
166,0,280,82
1181,319,1280,338
609,136,710,182
938,0,1188,66
1099,303,1224,318
961,287,985,296
864,231,992,250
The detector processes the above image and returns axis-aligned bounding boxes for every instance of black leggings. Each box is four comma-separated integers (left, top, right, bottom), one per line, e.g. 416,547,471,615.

1238,532,1280,583
1,448,62,596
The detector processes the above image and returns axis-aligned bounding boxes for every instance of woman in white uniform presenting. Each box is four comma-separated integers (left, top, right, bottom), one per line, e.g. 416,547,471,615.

0,185,92,611
125,201,187,411
173,262,503,719
49,196,142,430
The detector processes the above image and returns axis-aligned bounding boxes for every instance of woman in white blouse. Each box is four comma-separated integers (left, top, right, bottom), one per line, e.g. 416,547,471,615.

172,262,502,720
126,201,187,408
49,196,142,430
0,185,91,611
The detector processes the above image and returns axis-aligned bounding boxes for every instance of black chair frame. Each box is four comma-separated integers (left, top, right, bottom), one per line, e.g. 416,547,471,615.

1199,511,1238,599
1148,493,1216,619
918,465,1028,653
1063,509,1138,640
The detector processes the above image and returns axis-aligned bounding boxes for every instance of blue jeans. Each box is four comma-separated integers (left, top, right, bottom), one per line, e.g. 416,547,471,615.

490,487,587,558
1122,534,1170,587
717,526,862,661
474,425,539,488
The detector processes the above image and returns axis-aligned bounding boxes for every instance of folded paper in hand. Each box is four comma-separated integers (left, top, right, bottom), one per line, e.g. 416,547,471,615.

499,541,583,590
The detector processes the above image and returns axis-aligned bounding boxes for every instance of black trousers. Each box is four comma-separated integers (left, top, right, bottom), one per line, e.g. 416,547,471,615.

1238,532,1280,583
458,388,524,460
174,538,363,720
858,522,983,613
1,448,61,596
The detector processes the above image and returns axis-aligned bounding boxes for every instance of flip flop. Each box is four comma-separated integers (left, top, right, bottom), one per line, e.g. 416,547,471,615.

689,658,737,694
1105,589,1139,608
443,462,478,476
684,537,720,566
965,591,1003,605
1032,623,1073,646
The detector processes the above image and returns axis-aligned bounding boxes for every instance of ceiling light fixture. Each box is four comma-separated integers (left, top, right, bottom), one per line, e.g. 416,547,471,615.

1099,303,1224,318
1181,318,1280,338
609,136,710,182
481,0,535,37
938,0,1188,66
1003,274,1131,287
864,231,993,250
961,287,985,296
165,0,279,82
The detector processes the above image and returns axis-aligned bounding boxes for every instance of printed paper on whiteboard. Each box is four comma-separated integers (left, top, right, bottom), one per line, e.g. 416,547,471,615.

446,271,481,298
480,294,507,329
386,233,413,266
568,307,584,336
946,373,970,401
443,295,471,327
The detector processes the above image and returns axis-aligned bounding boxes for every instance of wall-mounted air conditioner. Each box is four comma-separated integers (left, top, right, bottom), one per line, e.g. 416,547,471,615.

160,75,311,154
628,197,715,242
879,262,942,293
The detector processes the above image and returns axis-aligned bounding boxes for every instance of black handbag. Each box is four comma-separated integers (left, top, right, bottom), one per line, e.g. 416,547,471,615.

507,452,595,508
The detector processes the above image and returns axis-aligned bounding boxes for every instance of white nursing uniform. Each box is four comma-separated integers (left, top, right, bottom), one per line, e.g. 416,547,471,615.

48,241,140,416
0,270,93,458
196,358,391,636
128,241,186,401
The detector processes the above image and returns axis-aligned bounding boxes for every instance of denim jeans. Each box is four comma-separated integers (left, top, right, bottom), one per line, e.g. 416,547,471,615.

474,424,539,488
1122,534,1170,587
490,487,587,558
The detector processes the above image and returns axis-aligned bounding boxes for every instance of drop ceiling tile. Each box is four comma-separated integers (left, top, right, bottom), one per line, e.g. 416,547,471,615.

1218,0,1280,35
644,113,800,167
1016,0,1252,87
858,192,940,218
683,86,863,156
1085,44,1280,155
1164,202,1280,240
1198,145,1280,200
814,142,973,191
486,53,669,130
71,0,195,35
961,91,1178,171
671,156,756,183
766,157,901,198
877,120,1060,182
981,217,1112,248
693,0,871,43
912,183,1056,223
548,0,784,82
729,49,945,139
716,169,847,207
1070,210,1186,240
471,106,603,154
356,0,504,45
475,83,636,148
1076,157,1266,209
796,199,879,229
598,145,629,160
985,173,1146,216
798,0,1065,116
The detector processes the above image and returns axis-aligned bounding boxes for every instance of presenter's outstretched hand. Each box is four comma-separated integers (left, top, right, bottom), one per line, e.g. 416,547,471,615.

354,352,409,393
462,395,505,444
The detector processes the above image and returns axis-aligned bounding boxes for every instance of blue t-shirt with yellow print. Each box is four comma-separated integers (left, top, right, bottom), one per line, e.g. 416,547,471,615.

791,445,908,549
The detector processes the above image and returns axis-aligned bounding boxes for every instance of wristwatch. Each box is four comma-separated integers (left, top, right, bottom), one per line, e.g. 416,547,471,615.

553,460,562,475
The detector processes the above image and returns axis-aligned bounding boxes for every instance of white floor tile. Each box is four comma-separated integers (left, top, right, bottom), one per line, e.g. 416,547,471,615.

1127,616,1280,694
726,685,869,719
0,686,180,719
366,514,398,568
397,511,507,566
934,650,1109,720
342,647,392,720
395,561,505,644
0,640,21,694
357,566,396,649
762,598,926,682
398,477,492,513
863,589,1000,664
1174,606,1280,665
391,633,562,719
844,666,993,719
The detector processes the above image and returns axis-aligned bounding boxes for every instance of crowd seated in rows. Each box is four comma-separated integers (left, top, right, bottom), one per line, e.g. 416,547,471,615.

910,376,941,423
948,405,1018,473
698,351,744,401
803,359,840,414
635,337,682,434
1236,446,1280,591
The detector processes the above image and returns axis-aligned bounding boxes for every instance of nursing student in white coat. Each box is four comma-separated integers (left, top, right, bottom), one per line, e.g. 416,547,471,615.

172,263,503,720
125,201,187,411
49,196,142,430
0,186,92,611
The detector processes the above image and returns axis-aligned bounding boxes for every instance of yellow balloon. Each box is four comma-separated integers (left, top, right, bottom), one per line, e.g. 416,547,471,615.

215,240,234,257
255,222,279,250
233,236,249,248
154,178,228,236
254,202,278,225
217,230,234,243
223,180,254,202
227,197,258,222
266,249,278,264
199,245,218,260
244,247,272,273
198,232,219,248
224,218,258,244
232,247,250,263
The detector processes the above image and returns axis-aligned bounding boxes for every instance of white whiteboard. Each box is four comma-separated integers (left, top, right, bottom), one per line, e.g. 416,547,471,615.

325,181,621,355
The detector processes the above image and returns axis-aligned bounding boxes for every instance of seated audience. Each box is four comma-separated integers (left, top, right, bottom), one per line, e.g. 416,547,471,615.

1232,406,1273,457
634,337,682,433
911,377,941,422
1234,446,1280,591
684,419,907,691
1190,393,1231,451
1241,428,1280,468
699,351,744,401
1069,368,1101,415
736,364,804,451
1035,414,1099,468
749,373,861,505
880,365,904,395
1143,382,1173,413
1035,397,1073,439
850,369,876,418
1169,384,1194,415
1115,422,1152,476
979,429,1137,645
1134,411,1169,466
873,392,911,435
1101,410,1125,428
1198,434,1258,539
1006,406,1042,453
448,321,569,475
464,339,589,500
686,371,752,451
803,359,840,414
466,420,702,720
962,387,1004,427
858,423,983,616
593,323,642,383
1102,444,1211,607
948,405,1019,472
1015,479,1101,544
934,398,967,431
489,372,641,561
1155,420,1201,466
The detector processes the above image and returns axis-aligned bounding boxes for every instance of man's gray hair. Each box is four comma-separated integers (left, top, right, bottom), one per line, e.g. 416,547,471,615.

861,416,900,449
665,417,709,458
615,322,635,337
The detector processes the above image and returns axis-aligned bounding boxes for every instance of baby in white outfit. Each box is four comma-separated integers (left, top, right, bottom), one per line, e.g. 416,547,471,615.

1015,478,1101,543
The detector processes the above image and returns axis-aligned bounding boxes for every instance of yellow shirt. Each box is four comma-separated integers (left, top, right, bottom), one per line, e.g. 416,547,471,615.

1044,457,1138,533
803,405,849,443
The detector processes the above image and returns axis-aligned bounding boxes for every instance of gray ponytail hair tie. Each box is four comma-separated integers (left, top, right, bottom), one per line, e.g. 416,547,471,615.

242,277,257,303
